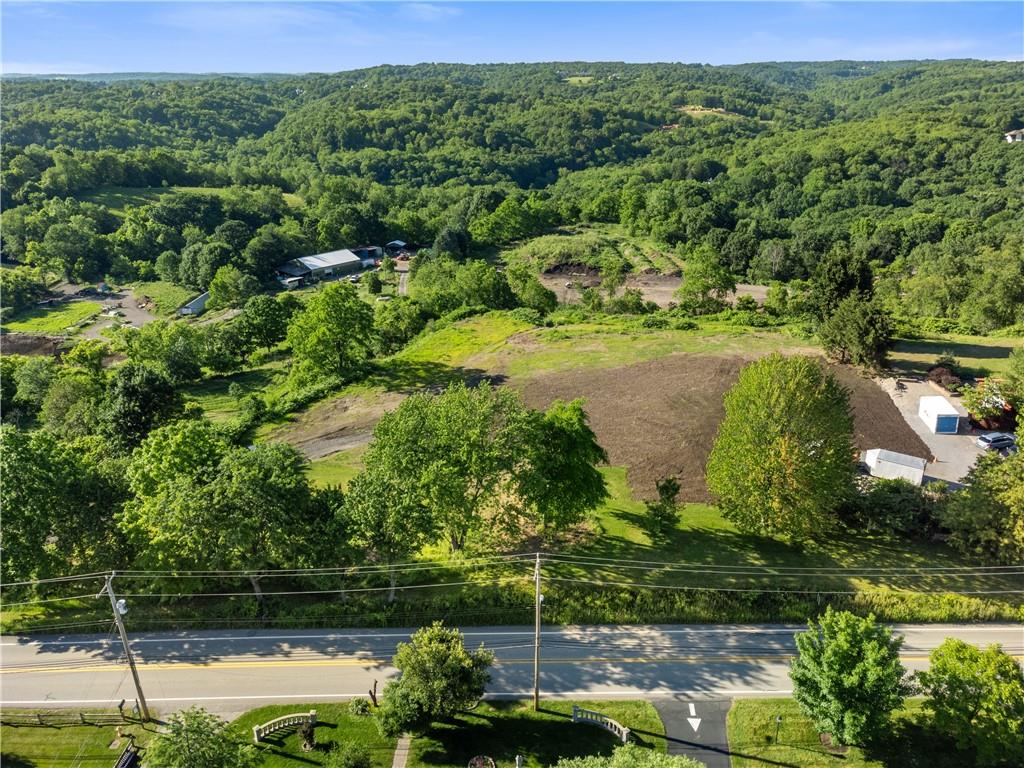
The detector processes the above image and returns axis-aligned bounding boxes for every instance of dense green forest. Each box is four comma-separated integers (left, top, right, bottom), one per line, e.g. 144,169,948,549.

2,61,1024,626
2,60,1023,331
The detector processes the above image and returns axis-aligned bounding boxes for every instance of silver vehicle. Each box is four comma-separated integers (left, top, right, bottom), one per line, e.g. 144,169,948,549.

975,432,1016,451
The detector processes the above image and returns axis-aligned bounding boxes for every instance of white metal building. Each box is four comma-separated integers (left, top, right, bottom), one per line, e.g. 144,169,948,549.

918,395,960,434
863,449,927,486
276,249,363,285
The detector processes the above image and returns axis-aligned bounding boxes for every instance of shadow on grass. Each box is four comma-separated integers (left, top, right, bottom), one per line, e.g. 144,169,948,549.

861,716,973,768
0,755,36,768
368,359,507,394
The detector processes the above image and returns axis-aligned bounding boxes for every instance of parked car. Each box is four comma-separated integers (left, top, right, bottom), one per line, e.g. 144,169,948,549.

975,432,1016,451
1000,444,1018,458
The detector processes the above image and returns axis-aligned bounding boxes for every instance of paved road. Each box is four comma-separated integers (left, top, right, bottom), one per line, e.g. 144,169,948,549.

655,698,730,768
2,624,1020,718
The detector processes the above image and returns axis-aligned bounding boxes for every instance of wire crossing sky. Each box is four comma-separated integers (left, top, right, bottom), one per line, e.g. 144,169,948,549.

2,1,1022,75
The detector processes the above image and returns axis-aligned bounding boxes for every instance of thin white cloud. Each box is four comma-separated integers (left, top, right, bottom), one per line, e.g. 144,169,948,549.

155,3,346,34
398,3,461,23
2,60,98,75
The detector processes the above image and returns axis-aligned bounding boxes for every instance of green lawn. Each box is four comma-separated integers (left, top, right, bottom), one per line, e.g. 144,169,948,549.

409,700,666,768
185,365,288,423
133,280,198,315
78,185,305,216
1,300,102,333
891,333,1024,377
0,712,157,768
727,699,971,768
308,445,367,488
229,704,395,768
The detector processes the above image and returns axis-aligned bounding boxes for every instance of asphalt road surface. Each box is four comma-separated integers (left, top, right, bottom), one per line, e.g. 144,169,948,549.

2,624,1020,719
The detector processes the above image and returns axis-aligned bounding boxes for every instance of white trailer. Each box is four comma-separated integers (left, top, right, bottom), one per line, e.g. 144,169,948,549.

918,395,960,434
863,449,927,486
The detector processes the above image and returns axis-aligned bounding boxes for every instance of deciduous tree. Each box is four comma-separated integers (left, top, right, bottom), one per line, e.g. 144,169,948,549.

790,608,909,746
706,354,855,540
146,707,258,768
918,639,1024,767
287,281,375,383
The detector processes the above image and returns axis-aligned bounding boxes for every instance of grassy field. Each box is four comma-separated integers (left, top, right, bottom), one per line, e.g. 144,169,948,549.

0,713,157,768
891,333,1024,376
185,365,289,422
307,445,367,488
78,185,305,215
229,704,395,768
1,300,102,333
409,700,665,768
133,280,197,315
727,699,969,768
503,225,685,274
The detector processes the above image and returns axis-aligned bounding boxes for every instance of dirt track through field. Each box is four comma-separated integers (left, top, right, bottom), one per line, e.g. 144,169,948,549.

517,355,930,502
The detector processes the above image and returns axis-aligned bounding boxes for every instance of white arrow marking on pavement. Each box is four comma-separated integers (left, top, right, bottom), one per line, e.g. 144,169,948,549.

687,703,701,731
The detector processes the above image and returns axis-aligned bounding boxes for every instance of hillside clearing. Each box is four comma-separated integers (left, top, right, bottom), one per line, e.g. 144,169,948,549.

1,300,102,333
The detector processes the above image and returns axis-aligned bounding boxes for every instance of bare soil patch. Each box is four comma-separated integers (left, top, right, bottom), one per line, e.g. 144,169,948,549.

516,355,930,502
0,332,63,356
267,389,407,459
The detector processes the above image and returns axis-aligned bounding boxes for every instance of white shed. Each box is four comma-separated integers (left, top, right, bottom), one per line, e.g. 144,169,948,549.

918,395,960,434
863,449,927,486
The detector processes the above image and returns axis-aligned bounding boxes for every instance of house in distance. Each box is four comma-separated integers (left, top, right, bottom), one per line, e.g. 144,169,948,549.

276,248,365,288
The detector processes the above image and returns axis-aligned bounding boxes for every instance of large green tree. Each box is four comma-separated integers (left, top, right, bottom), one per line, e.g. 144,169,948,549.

918,639,1024,767
287,281,375,383
101,362,183,449
940,449,1024,565
706,354,855,540
146,707,258,768
790,608,909,746
377,623,494,737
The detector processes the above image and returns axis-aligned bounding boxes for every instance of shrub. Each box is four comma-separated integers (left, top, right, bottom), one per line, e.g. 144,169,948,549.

325,742,371,768
508,307,542,326
348,696,371,716
857,478,936,535
734,294,759,312
640,314,669,329
928,366,962,390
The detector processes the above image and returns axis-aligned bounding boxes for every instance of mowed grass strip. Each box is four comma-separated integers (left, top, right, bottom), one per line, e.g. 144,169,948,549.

891,333,1024,376
1,300,102,333
229,703,395,768
0,712,156,768
409,700,666,768
727,699,969,768
133,280,198,316
307,444,367,488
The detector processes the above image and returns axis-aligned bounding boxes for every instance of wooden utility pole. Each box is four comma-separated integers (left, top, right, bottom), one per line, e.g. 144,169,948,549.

104,574,151,722
533,552,542,711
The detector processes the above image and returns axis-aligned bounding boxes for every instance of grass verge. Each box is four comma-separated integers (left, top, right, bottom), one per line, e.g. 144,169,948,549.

409,700,665,768
133,280,197,316
727,698,970,768
229,704,395,768
0,712,156,768
1,300,102,333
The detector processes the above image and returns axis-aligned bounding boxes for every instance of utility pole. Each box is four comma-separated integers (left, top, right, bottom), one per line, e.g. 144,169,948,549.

103,574,151,722
533,552,542,711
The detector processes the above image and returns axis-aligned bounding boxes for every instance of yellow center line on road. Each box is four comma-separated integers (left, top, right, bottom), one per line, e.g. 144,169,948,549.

7,652,1011,676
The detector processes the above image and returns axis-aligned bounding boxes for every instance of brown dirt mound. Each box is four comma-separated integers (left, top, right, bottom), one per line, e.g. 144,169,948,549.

0,332,63,357
516,355,930,503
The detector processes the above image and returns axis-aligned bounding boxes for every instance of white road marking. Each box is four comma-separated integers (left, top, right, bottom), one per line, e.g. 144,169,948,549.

3,625,1015,647
687,717,702,732
688,702,696,716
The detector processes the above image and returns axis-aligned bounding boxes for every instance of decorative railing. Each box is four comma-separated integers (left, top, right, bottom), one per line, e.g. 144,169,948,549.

571,705,631,744
252,710,317,743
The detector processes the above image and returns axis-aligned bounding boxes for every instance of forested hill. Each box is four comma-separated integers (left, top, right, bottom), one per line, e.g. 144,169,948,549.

3,60,1023,332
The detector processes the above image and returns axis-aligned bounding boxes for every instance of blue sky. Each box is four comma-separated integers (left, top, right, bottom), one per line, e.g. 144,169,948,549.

3,2,1021,74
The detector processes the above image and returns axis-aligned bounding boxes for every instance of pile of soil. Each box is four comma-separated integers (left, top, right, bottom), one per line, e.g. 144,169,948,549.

517,355,931,502
0,333,63,357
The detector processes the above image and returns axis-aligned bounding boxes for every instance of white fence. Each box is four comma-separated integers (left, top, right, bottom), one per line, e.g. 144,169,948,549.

571,705,631,744
252,710,317,743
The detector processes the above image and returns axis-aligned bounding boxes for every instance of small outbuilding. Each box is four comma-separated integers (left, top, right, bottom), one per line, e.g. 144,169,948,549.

276,248,363,285
919,395,960,434
179,291,210,316
863,449,927,486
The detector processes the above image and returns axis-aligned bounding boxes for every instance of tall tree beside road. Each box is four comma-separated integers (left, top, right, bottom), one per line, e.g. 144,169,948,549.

121,420,336,611
706,354,856,541
377,622,494,737
146,707,258,768
343,468,434,601
940,450,1024,565
918,639,1024,767
790,608,910,746
353,383,609,551
287,281,375,383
